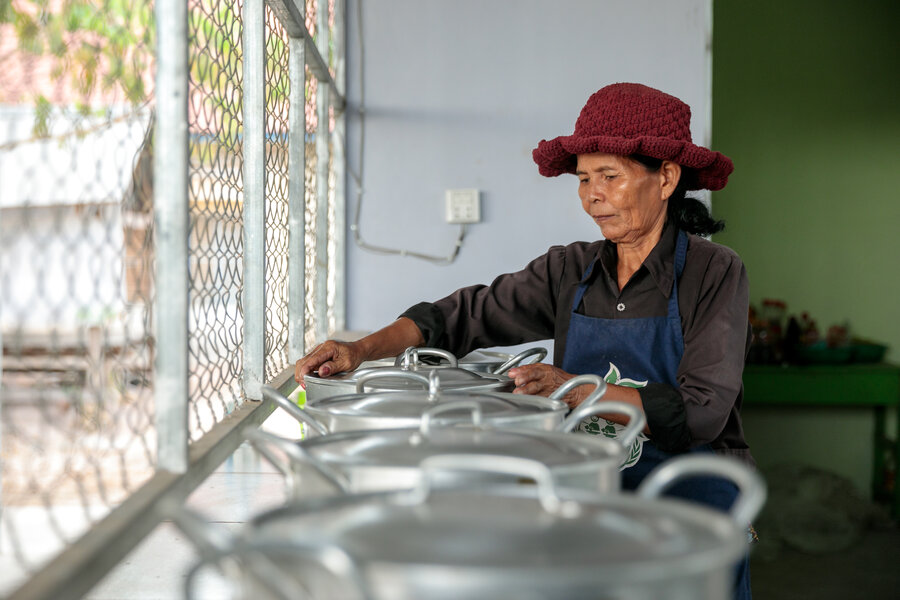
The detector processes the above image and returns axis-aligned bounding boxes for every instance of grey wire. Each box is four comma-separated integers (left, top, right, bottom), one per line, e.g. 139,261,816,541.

345,0,466,265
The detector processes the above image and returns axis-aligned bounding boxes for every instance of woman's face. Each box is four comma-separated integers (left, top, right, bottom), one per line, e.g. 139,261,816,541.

576,153,677,245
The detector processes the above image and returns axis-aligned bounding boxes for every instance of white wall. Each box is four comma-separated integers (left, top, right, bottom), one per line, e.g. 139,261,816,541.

343,0,711,347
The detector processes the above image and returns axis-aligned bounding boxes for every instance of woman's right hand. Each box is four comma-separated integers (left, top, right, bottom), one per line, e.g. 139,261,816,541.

294,340,367,387
293,317,427,387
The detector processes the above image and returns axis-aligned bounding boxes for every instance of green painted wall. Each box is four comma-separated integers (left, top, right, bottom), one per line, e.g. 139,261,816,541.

712,0,900,359
711,0,900,497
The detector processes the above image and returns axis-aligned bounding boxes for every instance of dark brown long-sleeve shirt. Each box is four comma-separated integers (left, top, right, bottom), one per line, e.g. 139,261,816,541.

401,222,754,464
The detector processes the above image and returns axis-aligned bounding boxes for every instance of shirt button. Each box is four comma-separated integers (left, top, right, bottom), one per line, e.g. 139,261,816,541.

616,303,625,312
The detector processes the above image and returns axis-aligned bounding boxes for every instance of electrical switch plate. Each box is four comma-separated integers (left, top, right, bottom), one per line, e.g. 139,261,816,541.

445,188,481,224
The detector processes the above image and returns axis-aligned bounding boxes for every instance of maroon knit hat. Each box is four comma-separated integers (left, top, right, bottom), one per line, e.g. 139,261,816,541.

532,83,733,191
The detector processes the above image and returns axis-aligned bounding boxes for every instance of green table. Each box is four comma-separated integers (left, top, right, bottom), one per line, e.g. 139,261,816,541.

742,363,900,517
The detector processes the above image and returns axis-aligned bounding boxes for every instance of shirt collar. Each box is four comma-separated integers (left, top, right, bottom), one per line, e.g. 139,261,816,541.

596,221,679,297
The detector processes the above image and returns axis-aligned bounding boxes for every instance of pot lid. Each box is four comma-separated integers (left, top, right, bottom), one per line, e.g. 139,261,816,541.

301,422,623,471
248,455,756,580
363,349,511,368
305,365,512,393
304,390,565,423
362,347,547,374
291,491,738,571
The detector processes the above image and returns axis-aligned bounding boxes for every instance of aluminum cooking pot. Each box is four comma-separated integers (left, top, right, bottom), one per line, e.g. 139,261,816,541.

303,347,515,403
174,454,766,600
247,395,643,499
263,372,604,437
361,346,548,375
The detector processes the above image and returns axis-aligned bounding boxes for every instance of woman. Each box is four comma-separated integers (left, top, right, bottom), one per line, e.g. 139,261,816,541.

295,83,755,597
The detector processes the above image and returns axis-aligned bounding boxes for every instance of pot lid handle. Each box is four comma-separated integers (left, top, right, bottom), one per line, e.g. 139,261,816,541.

557,401,646,447
261,385,329,437
636,455,768,527
412,454,578,516
394,346,459,369
354,368,433,393
549,374,607,408
419,400,484,435
244,428,350,494
492,347,549,374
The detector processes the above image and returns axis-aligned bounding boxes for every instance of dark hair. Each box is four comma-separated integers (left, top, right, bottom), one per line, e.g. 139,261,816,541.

629,155,725,236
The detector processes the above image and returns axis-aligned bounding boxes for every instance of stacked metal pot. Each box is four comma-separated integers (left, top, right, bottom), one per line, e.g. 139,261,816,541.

172,347,766,600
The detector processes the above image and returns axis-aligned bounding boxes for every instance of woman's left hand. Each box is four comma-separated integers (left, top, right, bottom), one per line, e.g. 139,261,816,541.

507,363,581,407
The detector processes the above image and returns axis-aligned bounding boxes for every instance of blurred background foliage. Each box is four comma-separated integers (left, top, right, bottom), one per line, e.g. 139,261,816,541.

1,0,154,133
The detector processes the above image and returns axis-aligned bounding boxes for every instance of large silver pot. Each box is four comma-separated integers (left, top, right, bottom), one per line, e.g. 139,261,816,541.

303,347,516,403
174,454,766,600
247,395,643,499
266,372,604,437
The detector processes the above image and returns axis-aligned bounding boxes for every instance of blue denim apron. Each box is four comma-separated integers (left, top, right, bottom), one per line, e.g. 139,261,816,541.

561,230,751,599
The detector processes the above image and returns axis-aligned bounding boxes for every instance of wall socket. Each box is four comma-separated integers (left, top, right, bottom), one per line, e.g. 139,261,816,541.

445,188,481,224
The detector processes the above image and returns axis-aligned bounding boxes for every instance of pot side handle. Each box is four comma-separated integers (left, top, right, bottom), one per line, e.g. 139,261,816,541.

163,503,234,558
261,385,329,437
636,455,767,526
183,537,369,600
183,540,373,600
244,428,350,495
168,504,371,600
183,546,304,600
549,374,607,408
168,507,310,600
557,401,646,447
492,347,549,374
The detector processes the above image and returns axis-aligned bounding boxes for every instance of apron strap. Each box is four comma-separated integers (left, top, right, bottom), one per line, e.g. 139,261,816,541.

668,230,689,318
570,257,598,313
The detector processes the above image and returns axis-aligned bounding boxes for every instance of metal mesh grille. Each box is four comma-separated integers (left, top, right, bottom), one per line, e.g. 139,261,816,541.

186,0,246,437
305,80,322,351
304,0,326,351
263,7,291,382
0,0,157,583
1,0,339,591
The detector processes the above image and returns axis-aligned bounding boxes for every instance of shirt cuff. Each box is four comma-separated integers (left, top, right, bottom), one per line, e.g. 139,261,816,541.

398,302,445,348
638,383,692,453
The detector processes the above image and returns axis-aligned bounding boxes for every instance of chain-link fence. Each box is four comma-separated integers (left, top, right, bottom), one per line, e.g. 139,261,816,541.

0,0,342,595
